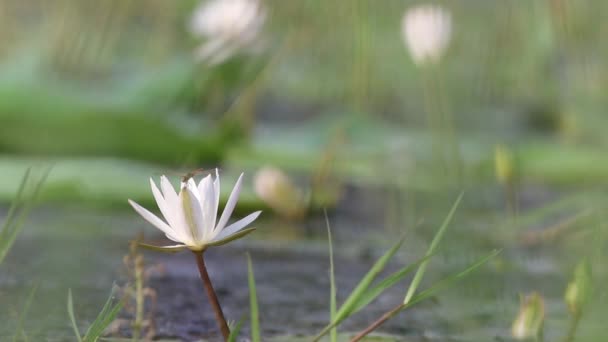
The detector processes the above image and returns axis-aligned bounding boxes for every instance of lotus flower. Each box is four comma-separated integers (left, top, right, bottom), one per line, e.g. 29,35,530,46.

401,4,452,66
129,170,261,252
189,0,266,64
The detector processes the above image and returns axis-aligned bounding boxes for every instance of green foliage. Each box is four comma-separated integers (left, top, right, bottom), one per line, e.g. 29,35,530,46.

403,192,463,304
68,288,124,342
325,211,337,342
12,285,39,342
0,167,50,265
227,317,246,342
313,236,405,341
247,253,261,342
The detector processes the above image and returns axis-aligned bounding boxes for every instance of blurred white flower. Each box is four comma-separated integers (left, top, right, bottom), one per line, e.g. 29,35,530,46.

189,0,266,65
129,169,261,252
401,4,452,66
254,166,308,219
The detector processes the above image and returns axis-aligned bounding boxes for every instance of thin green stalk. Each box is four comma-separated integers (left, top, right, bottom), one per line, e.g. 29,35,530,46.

12,284,39,342
247,253,261,342
325,210,337,342
351,249,500,342
403,192,463,304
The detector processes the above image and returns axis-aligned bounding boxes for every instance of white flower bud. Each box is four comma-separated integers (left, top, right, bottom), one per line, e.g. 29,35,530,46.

401,4,452,66
190,0,266,64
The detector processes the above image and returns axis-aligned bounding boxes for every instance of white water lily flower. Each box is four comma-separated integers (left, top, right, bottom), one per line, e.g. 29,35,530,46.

129,170,261,252
189,0,266,65
401,4,452,66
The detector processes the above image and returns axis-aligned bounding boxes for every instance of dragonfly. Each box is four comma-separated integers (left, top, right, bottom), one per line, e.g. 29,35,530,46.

179,168,215,182
153,168,218,183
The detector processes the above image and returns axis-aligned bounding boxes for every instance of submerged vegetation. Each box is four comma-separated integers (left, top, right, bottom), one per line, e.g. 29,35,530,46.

1,0,608,341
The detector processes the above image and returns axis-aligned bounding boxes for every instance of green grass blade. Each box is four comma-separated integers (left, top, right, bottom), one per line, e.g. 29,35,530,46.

314,236,405,341
403,192,463,304
67,289,84,342
325,210,337,342
0,167,51,265
227,317,246,342
404,249,501,308
12,284,38,342
247,253,261,342
83,287,124,342
350,253,435,314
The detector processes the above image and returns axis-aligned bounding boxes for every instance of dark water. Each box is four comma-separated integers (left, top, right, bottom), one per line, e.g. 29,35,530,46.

0,189,605,341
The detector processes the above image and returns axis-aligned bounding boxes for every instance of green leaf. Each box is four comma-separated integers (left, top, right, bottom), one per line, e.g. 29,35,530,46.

313,235,405,341
350,253,435,314
247,253,261,342
136,242,189,253
404,249,501,308
227,317,246,342
403,192,463,304
207,227,257,247
0,166,51,265
67,289,83,342
13,284,38,342
325,211,337,342
83,287,124,342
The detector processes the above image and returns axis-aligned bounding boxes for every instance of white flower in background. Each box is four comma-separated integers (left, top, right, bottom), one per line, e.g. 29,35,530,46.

189,0,267,65
129,170,261,252
401,4,452,66
254,166,308,219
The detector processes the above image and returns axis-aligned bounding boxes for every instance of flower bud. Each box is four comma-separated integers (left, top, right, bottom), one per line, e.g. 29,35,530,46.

565,258,592,317
511,292,545,340
254,166,308,219
494,144,514,185
190,0,266,64
401,4,452,66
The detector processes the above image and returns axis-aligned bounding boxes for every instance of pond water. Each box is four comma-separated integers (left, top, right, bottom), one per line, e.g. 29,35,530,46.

0,186,604,341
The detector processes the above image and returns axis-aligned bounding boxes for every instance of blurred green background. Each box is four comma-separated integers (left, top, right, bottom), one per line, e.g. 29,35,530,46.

1,0,607,340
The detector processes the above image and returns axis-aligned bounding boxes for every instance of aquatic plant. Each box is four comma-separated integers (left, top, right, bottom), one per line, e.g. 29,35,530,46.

0,167,50,265
511,292,545,340
128,169,261,339
189,0,267,64
401,4,452,66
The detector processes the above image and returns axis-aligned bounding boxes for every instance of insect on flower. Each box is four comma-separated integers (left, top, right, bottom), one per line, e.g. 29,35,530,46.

129,168,261,253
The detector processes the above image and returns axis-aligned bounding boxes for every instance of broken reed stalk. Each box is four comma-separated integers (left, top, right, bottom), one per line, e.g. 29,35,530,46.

349,303,405,342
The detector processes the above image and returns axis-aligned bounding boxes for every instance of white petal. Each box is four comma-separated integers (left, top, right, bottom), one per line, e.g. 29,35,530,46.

128,199,183,242
187,178,201,202
150,178,180,231
215,173,243,232
160,176,179,208
212,169,220,231
184,185,206,242
188,182,210,242
214,211,261,241
197,174,213,200
198,174,217,236
160,178,190,242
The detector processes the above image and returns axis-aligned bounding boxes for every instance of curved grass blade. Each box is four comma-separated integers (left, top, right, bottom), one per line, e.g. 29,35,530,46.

228,317,246,342
403,192,463,304
247,253,261,342
404,249,501,309
0,166,51,265
12,284,39,342
350,253,435,314
350,249,501,341
325,211,337,342
67,289,84,342
313,235,405,341
83,287,124,342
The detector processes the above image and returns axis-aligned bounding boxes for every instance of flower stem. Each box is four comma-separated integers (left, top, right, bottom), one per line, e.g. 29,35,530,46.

193,251,230,340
